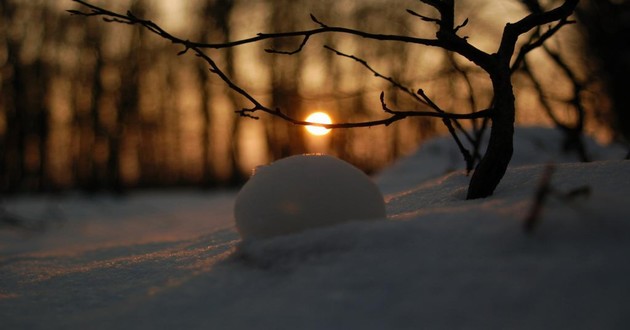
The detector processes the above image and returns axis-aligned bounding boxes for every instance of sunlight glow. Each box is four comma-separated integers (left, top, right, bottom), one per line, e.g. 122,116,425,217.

305,112,332,136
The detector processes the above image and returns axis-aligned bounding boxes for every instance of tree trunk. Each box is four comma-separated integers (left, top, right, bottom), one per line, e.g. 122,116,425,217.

577,0,630,141
466,67,515,199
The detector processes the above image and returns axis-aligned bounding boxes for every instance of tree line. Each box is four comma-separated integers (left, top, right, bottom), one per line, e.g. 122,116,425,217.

0,0,621,194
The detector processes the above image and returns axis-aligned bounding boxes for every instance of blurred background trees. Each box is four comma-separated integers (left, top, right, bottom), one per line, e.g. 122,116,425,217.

576,0,630,142
0,0,621,194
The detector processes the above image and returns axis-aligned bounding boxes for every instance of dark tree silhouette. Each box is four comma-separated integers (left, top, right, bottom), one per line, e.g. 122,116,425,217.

577,0,630,143
515,0,591,162
69,0,579,199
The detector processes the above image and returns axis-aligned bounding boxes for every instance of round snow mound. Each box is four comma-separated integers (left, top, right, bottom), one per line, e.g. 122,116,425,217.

234,154,386,240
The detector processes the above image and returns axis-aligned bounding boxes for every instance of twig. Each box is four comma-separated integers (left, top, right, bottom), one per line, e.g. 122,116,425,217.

523,163,592,233
511,18,575,72
524,163,555,233
406,9,440,25
454,18,469,34
323,45,429,107
264,35,310,55
323,43,491,162
499,0,578,60
69,0,493,130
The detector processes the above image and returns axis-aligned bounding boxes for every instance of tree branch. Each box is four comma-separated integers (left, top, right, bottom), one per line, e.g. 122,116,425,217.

511,18,575,72
323,45,429,107
324,45,483,169
265,35,311,55
406,9,440,25
69,1,446,55
69,0,493,132
499,0,579,60
420,0,454,31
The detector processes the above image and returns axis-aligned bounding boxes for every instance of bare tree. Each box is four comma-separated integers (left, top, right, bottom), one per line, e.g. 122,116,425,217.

577,0,630,144
69,0,579,199
1,1,53,192
515,0,591,162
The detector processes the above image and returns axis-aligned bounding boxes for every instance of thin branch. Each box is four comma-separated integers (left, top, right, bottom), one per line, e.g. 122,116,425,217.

417,89,448,113
447,53,486,169
416,89,475,169
265,35,311,55
406,9,440,25
523,163,591,233
524,163,555,233
325,44,485,170
309,14,328,28
70,0,494,70
212,27,442,53
323,45,429,107
521,43,590,161
71,0,443,51
448,54,478,122
511,18,575,72
379,92,492,120
522,59,562,126
69,0,493,132
499,0,578,59
454,18,469,34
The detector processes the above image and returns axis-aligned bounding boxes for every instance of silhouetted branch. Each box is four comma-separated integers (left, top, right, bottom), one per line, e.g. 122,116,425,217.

454,18,469,35
519,32,590,162
71,0,444,53
325,45,486,169
265,35,310,55
70,0,493,131
524,163,555,233
323,45,429,107
309,14,328,28
406,9,440,25
379,92,493,120
499,0,578,59
524,163,591,233
70,0,579,200
511,18,575,72
447,53,485,167
70,0,496,70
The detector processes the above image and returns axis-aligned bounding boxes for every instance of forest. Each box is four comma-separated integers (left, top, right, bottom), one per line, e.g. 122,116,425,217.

1,0,626,193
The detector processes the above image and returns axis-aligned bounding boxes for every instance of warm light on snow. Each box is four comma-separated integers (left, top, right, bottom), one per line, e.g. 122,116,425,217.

3,127,630,329
304,112,332,136
234,154,386,240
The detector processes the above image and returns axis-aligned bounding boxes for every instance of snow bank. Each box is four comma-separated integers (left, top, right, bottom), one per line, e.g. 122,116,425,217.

1,127,629,329
51,160,629,330
376,126,627,194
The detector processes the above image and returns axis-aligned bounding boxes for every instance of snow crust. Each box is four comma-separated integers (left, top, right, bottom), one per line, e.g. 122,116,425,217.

1,127,629,329
376,126,627,194
234,154,386,240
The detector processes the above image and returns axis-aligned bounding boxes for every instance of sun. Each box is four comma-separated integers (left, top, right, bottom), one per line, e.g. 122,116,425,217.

304,112,332,136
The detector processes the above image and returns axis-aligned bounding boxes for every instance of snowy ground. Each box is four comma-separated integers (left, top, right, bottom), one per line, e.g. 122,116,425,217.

1,127,629,329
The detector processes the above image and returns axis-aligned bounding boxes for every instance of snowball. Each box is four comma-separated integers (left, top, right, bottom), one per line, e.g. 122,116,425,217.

234,154,386,240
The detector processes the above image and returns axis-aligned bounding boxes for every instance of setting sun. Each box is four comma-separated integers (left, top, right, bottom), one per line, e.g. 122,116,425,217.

304,112,332,136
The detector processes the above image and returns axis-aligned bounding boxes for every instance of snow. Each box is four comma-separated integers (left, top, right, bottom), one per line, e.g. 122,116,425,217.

235,154,385,240
376,126,627,194
1,126,629,329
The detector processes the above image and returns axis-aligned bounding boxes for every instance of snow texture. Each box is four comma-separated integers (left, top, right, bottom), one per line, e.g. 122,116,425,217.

1,126,629,330
234,154,386,240
376,126,627,194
